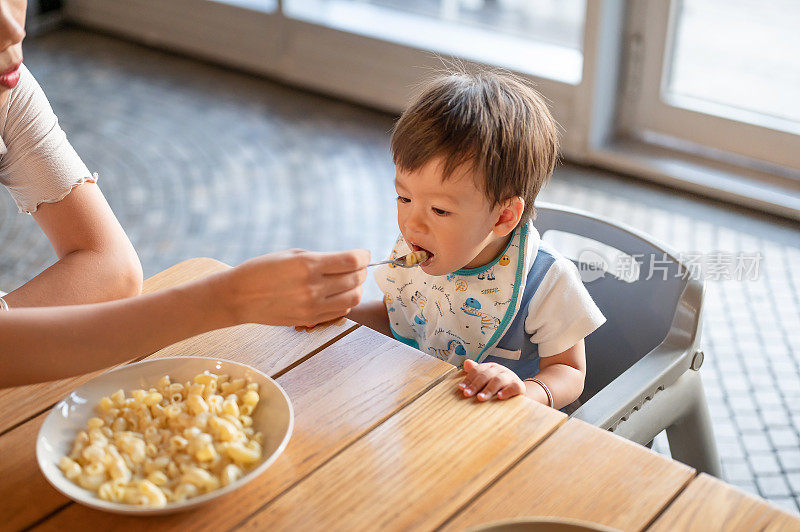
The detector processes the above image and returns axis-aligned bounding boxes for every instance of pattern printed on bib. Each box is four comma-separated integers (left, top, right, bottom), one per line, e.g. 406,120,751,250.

410,290,427,314
461,297,501,335
375,223,533,364
428,339,467,361
476,268,495,281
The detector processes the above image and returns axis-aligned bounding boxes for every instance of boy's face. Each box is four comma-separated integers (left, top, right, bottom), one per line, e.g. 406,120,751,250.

395,157,509,276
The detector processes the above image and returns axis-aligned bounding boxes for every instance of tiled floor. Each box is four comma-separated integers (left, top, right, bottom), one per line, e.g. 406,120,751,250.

2,28,799,515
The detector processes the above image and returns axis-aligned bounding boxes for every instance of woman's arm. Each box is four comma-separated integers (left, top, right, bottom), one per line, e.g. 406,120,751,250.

2,276,224,387
0,248,369,388
3,182,142,307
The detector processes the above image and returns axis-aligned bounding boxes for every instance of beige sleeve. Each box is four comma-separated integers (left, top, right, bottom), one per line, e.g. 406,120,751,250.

0,64,94,214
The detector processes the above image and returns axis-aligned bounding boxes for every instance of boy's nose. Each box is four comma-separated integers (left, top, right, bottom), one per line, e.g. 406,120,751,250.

403,209,427,236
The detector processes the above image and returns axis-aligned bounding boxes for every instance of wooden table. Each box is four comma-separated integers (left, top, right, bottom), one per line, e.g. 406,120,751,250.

3,259,799,532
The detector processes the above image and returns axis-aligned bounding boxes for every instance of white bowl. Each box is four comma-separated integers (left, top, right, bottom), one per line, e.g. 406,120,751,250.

466,517,621,532
36,357,294,515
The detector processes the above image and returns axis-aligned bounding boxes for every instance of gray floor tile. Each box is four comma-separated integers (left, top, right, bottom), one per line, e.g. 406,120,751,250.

749,453,782,476
788,472,800,494
722,459,753,482
743,433,774,454
769,498,800,517
732,480,760,498
780,450,800,473
756,475,793,499
735,413,766,432
768,428,800,449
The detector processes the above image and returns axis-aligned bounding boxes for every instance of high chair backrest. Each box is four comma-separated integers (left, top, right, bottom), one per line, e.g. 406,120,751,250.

533,203,699,403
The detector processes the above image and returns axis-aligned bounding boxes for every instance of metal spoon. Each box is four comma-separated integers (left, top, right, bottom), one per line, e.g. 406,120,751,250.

368,250,429,268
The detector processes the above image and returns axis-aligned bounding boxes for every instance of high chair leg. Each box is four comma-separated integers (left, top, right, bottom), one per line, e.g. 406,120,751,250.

603,369,722,478
665,370,722,477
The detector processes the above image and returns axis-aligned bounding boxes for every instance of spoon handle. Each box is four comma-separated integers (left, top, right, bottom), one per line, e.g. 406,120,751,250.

367,260,396,268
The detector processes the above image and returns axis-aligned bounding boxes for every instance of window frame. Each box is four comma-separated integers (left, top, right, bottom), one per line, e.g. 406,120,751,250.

618,0,800,172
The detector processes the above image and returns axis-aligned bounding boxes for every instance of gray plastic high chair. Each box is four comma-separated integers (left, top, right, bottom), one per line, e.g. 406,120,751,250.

534,202,722,477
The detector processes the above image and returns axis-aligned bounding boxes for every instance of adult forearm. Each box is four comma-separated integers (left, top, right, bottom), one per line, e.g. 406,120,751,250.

4,247,143,308
0,248,370,388
525,364,584,410
0,273,230,388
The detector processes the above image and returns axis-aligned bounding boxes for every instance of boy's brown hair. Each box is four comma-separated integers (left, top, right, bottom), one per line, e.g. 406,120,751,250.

391,70,559,222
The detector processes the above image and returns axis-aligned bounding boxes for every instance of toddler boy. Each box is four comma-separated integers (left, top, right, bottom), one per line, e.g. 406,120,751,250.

350,71,605,410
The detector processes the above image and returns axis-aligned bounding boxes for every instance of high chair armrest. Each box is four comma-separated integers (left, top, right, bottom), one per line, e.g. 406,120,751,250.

571,340,695,429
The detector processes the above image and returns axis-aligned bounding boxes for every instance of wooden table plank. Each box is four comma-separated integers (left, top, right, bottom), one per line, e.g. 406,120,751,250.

140,320,358,376
4,259,361,530
238,373,567,531
441,418,696,532
35,326,454,531
647,473,800,531
0,258,227,434
1,260,231,530
2,413,69,531
5,322,358,530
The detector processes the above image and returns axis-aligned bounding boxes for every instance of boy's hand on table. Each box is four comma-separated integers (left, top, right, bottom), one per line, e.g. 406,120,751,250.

459,359,526,401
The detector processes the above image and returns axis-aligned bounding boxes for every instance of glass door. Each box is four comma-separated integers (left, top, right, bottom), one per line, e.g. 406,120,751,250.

624,0,800,173
283,0,587,84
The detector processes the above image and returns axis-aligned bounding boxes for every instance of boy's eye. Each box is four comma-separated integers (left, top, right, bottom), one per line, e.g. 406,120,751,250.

397,195,411,204
432,207,449,216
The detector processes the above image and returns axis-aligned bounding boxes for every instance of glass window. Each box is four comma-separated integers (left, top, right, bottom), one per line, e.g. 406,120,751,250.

284,0,586,84
665,0,800,133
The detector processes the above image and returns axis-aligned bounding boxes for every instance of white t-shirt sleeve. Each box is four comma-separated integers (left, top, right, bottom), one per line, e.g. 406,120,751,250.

524,256,606,357
0,64,93,214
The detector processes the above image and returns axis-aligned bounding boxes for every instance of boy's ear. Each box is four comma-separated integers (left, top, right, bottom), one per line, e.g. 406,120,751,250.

493,196,525,236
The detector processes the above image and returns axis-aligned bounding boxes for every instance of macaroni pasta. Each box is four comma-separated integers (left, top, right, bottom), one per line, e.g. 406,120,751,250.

59,371,264,507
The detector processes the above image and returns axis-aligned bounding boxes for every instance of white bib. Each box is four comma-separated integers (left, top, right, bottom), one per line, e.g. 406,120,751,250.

375,223,538,366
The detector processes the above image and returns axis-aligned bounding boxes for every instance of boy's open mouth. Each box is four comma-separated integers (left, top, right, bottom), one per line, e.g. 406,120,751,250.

409,242,434,266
